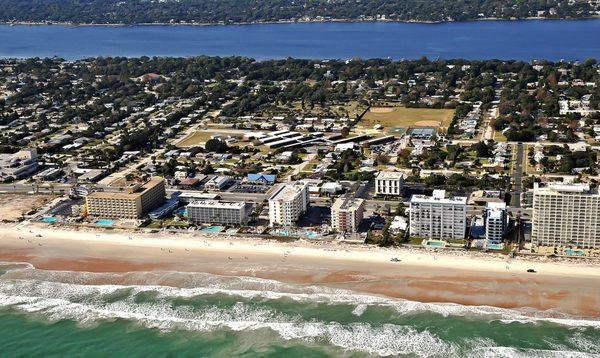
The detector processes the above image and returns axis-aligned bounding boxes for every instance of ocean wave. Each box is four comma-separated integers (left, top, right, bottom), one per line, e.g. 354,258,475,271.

352,304,368,317
0,266,599,330
0,289,456,357
467,346,599,358
0,265,599,356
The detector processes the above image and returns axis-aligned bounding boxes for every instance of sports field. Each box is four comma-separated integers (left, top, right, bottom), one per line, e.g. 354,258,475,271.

360,106,455,128
176,131,220,147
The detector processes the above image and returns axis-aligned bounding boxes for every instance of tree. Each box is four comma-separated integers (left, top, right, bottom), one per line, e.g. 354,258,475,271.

204,138,229,153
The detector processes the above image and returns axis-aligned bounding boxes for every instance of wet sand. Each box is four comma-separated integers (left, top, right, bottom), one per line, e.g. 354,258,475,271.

1,222,600,317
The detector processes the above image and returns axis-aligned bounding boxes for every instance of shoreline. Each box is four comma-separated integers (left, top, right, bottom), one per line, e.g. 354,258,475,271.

1,16,599,28
1,222,600,317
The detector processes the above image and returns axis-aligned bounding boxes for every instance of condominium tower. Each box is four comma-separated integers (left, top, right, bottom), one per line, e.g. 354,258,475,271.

484,202,507,242
86,177,166,219
532,183,600,248
268,182,309,226
331,197,365,233
409,190,467,239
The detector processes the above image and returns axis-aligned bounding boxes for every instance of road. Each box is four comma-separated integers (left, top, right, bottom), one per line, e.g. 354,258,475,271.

0,183,71,194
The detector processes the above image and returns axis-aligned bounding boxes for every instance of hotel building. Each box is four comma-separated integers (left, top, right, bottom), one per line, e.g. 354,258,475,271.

331,197,365,233
532,183,600,248
187,200,249,225
484,202,507,242
375,171,404,196
268,182,309,227
86,177,166,219
409,190,467,239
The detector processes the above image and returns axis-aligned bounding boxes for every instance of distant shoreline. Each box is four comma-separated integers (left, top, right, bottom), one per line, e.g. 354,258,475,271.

1,16,599,28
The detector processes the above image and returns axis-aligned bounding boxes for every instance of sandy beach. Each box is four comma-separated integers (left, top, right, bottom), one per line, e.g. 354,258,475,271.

1,222,599,317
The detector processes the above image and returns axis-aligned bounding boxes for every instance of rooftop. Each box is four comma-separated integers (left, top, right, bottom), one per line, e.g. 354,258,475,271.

332,197,364,212
486,202,507,210
187,200,245,209
535,182,596,194
410,190,467,205
269,182,308,202
376,171,405,180
88,177,164,200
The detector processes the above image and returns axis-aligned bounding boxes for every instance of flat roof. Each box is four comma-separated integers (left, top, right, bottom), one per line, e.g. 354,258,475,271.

332,197,364,212
376,171,405,180
88,177,164,200
410,192,467,205
486,202,507,210
187,200,245,209
534,182,598,195
269,182,307,202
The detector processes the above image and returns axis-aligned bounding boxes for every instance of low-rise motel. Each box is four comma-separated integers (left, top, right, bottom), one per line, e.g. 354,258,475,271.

187,200,249,225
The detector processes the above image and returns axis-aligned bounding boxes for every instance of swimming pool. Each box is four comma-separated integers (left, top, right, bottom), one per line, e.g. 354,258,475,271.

175,208,188,217
426,241,445,247
39,216,57,223
272,229,291,237
305,231,320,239
94,219,116,226
488,243,504,250
564,249,584,256
201,226,224,233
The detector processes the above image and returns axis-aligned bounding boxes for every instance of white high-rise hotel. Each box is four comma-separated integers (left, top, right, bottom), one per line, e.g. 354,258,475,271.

532,183,600,248
409,190,467,239
268,182,309,227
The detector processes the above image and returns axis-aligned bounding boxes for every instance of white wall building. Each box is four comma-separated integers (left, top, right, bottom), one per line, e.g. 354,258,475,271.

409,190,467,239
187,200,249,225
484,202,507,242
0,149,38,181
268,182,309,227
331,197,364,233
532,183,600,248
204,176,230,191
375,171,404,196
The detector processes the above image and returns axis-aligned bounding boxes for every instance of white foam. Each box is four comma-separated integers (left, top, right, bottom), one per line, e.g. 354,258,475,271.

467,346,598,358
0,288,455,357
1,267,599,330
352,304,367,317
567,332,600,354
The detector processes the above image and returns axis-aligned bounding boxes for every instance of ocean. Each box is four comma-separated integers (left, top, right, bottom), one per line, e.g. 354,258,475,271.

0,262,598,357
0,20,599,60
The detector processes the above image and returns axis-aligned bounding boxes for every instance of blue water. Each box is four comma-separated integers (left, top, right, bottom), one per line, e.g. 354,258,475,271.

0,20,599,60
305,231,320,239
39,217,56,223
426,241,445,247
488,244,504,250
565,249,585,256
94,219,115,226
200,226,223,233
